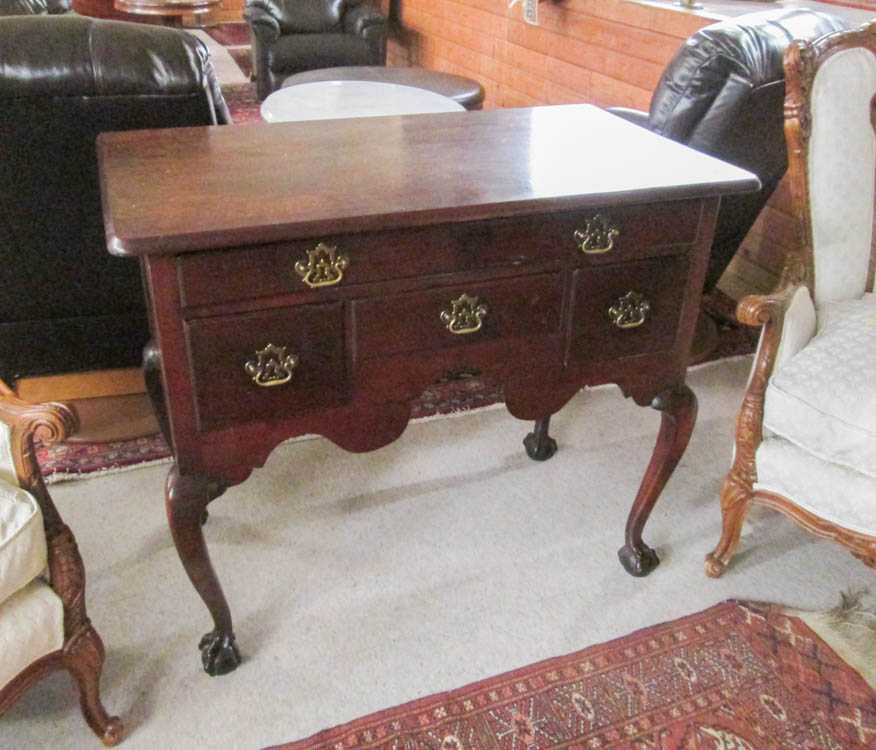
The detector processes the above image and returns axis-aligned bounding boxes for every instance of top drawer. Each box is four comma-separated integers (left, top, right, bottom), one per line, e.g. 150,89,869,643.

177,200,702,308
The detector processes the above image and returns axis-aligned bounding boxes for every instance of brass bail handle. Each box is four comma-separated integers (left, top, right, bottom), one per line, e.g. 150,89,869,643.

440,293,488,335
245,344,300,387
608,291,650,330
574,214,620,255
295,242,350,288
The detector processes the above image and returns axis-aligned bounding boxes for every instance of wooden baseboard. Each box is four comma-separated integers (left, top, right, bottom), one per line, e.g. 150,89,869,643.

15,368,145,403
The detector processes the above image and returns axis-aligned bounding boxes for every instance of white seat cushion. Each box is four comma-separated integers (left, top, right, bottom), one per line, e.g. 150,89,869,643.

0,480,48,607
755,437,876,536
0,580,64,690
763,293,876,479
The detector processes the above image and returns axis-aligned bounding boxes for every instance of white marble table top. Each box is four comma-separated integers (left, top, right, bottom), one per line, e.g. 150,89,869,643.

260,80,466,124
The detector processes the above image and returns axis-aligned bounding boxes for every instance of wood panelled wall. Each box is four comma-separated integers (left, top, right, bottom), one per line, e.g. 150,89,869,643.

383,0,708,110
382,0,791,292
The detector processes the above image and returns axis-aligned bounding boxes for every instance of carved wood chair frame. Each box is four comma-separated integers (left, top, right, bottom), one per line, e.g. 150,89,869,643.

705,21,876,577
0,381,123,745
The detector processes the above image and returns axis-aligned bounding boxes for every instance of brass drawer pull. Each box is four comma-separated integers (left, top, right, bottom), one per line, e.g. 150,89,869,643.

440,293,488,335
294,242,349,288
244,344,300,387
573,214,620,254
608,291,650,329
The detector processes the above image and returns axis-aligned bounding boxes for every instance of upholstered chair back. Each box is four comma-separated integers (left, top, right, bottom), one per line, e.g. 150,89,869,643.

267,0,358,33
806,44,876,303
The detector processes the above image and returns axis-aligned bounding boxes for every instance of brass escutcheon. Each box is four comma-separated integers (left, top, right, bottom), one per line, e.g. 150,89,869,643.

440,293,488,335
573,214,620,254
294,242,349,288
244,343,300,387
608,291,651,329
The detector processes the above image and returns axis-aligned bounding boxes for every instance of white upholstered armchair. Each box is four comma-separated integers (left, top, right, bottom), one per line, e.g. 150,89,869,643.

0,382,122,744
706,21,876,576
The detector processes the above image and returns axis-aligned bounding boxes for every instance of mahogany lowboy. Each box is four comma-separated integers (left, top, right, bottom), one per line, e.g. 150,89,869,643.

97,105,759,676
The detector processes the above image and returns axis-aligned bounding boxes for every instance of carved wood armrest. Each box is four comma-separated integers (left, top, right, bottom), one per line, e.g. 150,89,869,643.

735,283,804,328
725,282,808,487
0,391,77,535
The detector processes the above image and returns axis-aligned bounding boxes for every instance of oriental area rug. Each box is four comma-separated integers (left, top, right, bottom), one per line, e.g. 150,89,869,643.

266,601,876,750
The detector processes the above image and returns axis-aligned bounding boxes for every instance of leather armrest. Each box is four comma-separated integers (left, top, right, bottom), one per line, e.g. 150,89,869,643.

606,107,650,129
342,2,386,38
244,1,281,43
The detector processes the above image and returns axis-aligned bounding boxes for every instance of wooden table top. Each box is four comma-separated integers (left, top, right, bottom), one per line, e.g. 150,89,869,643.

97,104,760,257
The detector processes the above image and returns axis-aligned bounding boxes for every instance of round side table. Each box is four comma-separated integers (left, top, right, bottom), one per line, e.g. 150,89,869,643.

112,0,220,26
261,80,466,124
281,66,486,111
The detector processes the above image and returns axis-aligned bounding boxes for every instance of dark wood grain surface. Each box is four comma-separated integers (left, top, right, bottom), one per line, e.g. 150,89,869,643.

97,104,759,256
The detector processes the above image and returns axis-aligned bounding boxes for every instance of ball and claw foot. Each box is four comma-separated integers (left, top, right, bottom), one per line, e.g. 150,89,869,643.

704,553,727,578
523,432,558,461
199,629,241,676
618,543,660,577
99,717,124,747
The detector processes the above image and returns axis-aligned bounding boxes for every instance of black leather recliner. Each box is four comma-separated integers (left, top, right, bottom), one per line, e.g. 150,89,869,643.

0,15,230,385
610,9,847,294
245,0,387,101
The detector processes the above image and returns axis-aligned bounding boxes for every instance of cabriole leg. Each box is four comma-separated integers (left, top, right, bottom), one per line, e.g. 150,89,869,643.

63,625,124,747
166,466,240,676
619,385,697,577
705,472,753,577
524,415,558,461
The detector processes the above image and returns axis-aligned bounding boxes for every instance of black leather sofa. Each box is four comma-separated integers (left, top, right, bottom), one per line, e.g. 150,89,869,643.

609,8,847,294
0,15,230,385
245,0,388,101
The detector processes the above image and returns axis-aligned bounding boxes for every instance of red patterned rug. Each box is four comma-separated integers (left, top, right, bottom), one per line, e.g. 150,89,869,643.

266,601,876,750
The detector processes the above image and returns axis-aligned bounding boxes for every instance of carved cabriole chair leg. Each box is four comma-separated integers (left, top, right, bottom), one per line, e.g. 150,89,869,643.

63,626,123,747
704,471,753,577
48,525,123,744
704,283,793,577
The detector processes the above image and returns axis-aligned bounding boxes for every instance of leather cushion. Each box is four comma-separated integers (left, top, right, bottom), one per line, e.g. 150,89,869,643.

0,580,63,689
268,32,375,74
0,14,217,98
649,9,846,143
0,0,69,15
0,480,47,606
764,293,876,479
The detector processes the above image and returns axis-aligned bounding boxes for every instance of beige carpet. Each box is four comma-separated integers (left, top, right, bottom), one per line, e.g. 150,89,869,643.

4,356,874,749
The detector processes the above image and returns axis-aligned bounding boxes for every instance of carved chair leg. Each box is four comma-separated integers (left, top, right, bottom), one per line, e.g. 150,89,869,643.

166,466,240,676
524,415,558,461
705,471,753,577
618,385,697,577
63,625,123,747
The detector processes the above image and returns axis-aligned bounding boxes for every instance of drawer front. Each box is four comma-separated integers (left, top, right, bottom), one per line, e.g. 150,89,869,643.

177,201,699,308
557,200,700,266
177,219,566,308
354,273,564,359
571,257,688,361
185,303,347,431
